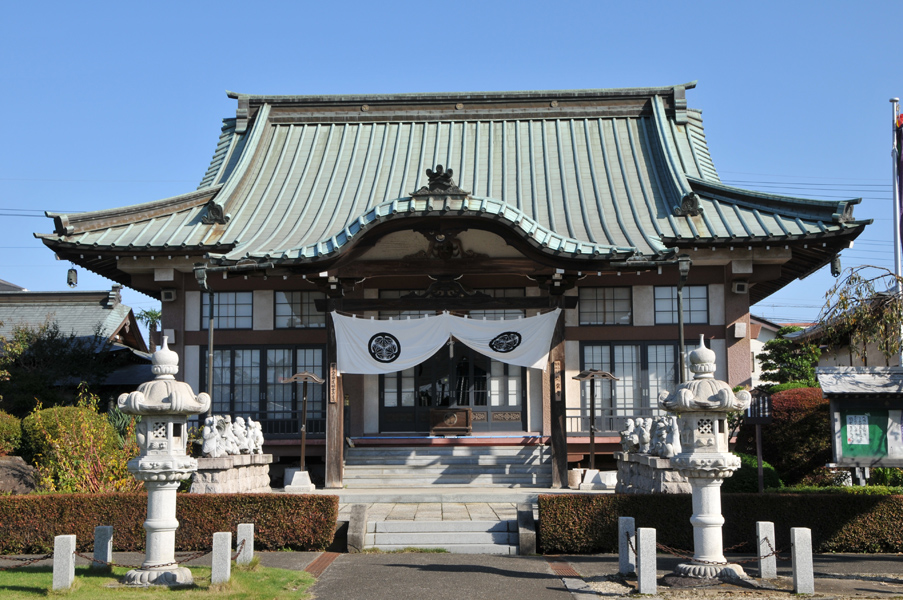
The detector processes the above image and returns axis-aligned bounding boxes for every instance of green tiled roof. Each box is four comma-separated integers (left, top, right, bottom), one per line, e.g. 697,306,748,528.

37,84,869,295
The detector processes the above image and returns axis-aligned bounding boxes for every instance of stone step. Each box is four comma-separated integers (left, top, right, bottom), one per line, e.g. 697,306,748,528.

346,447,547,458
344,465,551,475
343,477,552,488
366,543,518,555
363,520,519,554
344,456,549,466
370,520,515,533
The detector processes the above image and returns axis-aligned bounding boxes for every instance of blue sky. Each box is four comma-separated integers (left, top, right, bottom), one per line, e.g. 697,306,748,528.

1,1,899,337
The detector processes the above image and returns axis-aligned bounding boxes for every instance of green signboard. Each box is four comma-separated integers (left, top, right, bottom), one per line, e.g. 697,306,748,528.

839,410,888,459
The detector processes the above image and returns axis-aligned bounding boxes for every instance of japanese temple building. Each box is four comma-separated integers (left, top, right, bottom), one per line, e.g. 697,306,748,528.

37,82,870,488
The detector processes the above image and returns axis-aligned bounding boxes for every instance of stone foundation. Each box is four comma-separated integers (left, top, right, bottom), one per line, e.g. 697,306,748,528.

614,451,691,494
189,454,273,494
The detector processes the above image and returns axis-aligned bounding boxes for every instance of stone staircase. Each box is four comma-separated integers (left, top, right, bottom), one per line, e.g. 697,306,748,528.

342,445,553,488
364,520,519,554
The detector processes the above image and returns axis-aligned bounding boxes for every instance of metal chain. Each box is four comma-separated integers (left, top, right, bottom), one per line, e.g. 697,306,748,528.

0,554,53,572
625,530,784,566
4,538,249,573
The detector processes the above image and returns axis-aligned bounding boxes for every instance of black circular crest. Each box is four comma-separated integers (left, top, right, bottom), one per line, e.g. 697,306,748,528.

489,331,522,353
368,332,401,363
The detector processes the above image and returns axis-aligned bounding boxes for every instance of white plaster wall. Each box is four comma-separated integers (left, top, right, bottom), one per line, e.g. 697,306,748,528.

184,345,200,390
527,367,542,432
564,288,578,327
709,284,725,326
185,291,200,331
253,290,274,330
363,374,379,434
564,340,581,409
633,286,654,326
710,338,727,382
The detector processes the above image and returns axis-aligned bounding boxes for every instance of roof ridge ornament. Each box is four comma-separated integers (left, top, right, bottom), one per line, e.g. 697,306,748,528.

201,200,231,225
411,165,470,197
673,192,703,217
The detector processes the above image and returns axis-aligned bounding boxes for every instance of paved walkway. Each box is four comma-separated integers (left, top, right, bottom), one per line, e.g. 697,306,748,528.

9,551,903,599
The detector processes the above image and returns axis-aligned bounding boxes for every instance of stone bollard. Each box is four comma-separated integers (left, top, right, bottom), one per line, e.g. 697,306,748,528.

93,526,114,570
791,527,814,594
618,517,636,575
636,527,657,595
52,535,76,591
212,532,232,585
516,503,537,556
347,504,368,554
756,521,776,579
236,524,254,565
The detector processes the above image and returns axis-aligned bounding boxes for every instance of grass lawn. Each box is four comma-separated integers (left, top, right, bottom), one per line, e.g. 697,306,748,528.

0,563,315,599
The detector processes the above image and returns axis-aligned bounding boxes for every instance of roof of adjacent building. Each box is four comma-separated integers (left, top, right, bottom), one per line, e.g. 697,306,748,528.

0,285,147,352
817,367,903,397
37,83,870,302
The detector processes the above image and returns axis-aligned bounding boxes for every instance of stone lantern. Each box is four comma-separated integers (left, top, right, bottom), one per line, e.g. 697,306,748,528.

657,335,751,579
118,337,210,586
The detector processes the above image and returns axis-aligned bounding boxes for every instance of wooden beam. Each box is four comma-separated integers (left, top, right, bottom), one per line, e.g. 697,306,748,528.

548,304,568,489
325,305,344,489
333,258,549,278
315,296,577,312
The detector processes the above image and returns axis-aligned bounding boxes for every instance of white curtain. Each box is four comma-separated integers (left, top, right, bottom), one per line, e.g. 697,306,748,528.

332,309,561,374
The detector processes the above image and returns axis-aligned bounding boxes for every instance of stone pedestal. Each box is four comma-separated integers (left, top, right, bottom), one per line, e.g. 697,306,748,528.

189,454,273,494
283,467,315,493
614,452,691,494
124,481,193,586
578,468,618,490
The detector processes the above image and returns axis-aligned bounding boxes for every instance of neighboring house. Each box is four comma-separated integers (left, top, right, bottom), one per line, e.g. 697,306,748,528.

0,283,152,397
0,284,147,353
790,312,902,368
36,83,870,487
0,279,26,292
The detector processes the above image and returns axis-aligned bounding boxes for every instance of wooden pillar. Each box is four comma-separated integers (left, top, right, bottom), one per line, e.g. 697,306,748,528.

325,306,344,489
548,306,568,489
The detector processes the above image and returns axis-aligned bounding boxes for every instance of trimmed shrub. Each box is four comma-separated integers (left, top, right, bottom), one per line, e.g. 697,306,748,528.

20,387,140,492
735,387,830,485
538,493,903,554
0,493,338,554
721,452,783,493
0,410,21,456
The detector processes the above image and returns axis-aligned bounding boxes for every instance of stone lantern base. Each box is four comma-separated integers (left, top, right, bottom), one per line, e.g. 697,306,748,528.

674,562,746,579
123,566,193,587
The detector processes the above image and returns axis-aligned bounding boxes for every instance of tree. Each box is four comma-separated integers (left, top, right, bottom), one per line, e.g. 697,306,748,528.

818,266,903,363
756,325,821,388
136,307,162,352
0,320,124,417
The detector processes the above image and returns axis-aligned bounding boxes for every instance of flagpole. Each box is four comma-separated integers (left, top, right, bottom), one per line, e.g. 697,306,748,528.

892,98,903,367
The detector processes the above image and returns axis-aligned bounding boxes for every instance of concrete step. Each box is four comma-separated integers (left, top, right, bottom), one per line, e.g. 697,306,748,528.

345,456,551,467
344,477,552,488
344,465,551,475
371,520,515,533
363,520,519,554
365,543,518,554
346,447,547,458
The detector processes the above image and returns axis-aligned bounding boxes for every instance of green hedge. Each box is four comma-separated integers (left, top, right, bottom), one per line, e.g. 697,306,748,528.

0,411,20,456
538,493,903,554
0,493,338,554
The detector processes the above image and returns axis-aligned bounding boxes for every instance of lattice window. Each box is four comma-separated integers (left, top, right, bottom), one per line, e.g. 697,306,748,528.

697,419,713,434
151,423,167,439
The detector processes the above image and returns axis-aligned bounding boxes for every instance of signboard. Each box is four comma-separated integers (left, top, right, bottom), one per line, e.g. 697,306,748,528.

832,408,903,467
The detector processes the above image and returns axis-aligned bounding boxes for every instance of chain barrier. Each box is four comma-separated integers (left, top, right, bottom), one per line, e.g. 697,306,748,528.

0,554,53,572
5,538,248,573
624,531,784,566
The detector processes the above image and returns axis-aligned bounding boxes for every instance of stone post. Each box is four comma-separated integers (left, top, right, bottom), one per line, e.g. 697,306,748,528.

757,521,777,579
236,523,254,565
618,517,636,575
93,526,113,569
52,535,76,591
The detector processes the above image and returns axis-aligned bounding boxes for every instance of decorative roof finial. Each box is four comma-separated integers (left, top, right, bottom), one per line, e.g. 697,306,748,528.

411,165,470,197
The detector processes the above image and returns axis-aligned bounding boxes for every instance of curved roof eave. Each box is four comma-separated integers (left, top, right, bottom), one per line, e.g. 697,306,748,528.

207,194,673,265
